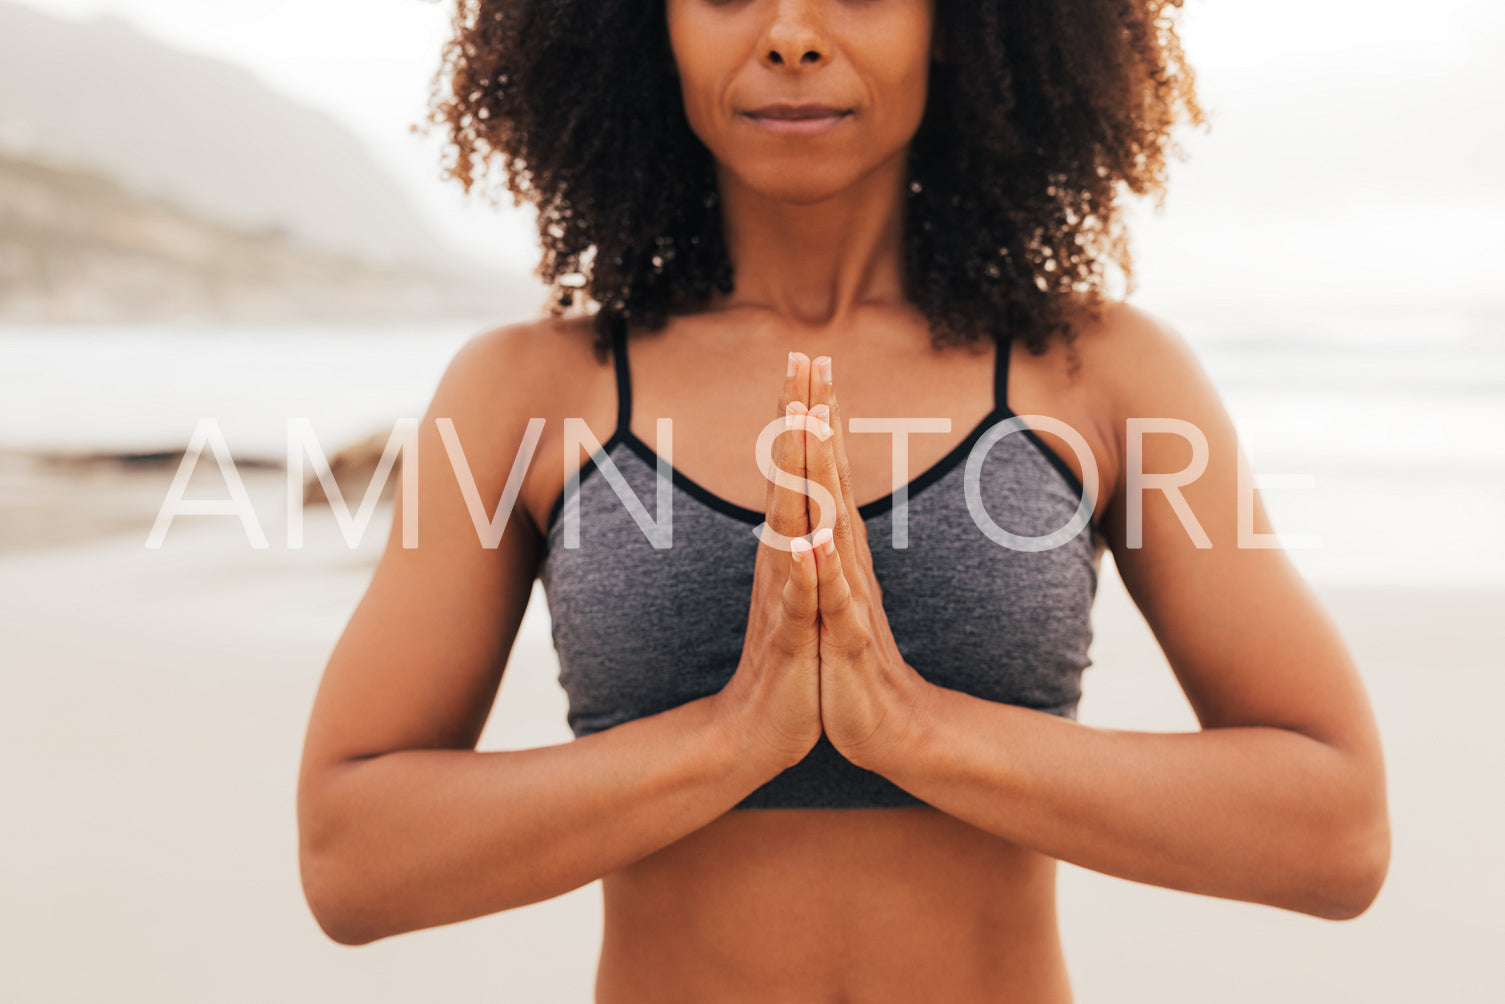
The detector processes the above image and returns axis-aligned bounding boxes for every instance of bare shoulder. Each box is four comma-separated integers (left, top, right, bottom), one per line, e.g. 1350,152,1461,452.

1065,295,1216,421
432,312,613,451
432,313,616,535
442,312,605,412
1010,292,1193,415
1065,294,1257,557
1059,294,1203,406
1005,295,1202,531
1058,294,1218,468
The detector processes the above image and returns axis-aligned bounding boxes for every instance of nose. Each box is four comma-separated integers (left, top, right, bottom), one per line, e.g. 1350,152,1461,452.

761,0,831,68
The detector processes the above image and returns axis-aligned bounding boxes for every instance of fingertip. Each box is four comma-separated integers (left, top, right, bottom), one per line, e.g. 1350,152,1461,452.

785,351,808,394
805,404,832,444
791,353,812,412
785,398,807,430
812,526,834,555
778,353,804,418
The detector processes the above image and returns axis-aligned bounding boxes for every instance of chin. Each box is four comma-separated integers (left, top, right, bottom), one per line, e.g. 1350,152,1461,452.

731,163,861,207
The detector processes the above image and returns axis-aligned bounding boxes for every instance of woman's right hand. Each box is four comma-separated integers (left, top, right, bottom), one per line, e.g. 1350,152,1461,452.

714,351,823,771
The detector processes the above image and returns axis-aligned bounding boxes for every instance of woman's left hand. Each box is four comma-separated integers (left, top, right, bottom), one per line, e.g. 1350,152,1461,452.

801,355,936,773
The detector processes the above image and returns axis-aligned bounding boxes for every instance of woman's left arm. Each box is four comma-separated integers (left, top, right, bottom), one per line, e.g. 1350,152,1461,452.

857,307,1391,921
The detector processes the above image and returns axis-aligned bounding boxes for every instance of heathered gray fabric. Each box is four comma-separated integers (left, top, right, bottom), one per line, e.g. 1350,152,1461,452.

536,320,1101,809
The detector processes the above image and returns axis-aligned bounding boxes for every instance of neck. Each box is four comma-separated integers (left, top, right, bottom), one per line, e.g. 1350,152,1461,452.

706,149,911,333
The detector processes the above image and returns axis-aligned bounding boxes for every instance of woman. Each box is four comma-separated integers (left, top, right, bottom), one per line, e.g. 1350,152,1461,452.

296,1,1391,999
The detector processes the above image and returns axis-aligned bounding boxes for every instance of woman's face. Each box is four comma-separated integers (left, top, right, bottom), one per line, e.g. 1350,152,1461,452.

665,0,938,205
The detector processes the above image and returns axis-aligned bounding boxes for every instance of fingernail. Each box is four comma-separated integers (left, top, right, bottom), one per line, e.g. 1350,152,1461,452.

819,357,832,384
787,352,798,377
790,537,810,562
814,526,835,555
809,403,829,423
786,400,805,429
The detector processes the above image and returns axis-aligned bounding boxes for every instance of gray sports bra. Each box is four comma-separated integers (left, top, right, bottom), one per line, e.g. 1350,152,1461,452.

537,315,1101,808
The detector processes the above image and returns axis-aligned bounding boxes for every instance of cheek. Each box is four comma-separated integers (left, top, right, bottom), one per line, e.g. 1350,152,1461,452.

893,26,936,125
855,18,934,137
887,61,930,131
665,9,728,141
668,83,711,151
675,70,723,151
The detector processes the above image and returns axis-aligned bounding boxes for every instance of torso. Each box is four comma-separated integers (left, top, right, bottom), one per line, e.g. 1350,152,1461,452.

515,300,1122,1003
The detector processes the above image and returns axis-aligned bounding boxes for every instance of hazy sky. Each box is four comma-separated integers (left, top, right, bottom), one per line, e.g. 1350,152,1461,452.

13,0,1504,321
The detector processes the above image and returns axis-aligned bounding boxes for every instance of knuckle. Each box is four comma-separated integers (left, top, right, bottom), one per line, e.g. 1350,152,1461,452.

764,608,800,647
781,585,815,621
835,625,872,658
766,630,796,658
815,436,836,466
838,459,855,490
771,621,811,659
782,584,806,617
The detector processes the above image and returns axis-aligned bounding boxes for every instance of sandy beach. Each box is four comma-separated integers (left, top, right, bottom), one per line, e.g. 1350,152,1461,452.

1,448,1500,1002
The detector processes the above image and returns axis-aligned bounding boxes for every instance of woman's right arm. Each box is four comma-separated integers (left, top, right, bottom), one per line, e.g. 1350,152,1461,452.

295,323,819,946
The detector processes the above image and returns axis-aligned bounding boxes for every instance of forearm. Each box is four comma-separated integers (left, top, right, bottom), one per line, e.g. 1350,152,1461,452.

299,692,774,944
873,685,1389,921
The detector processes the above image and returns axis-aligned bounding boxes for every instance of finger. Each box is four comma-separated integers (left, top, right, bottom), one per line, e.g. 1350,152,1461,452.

760,352,811,560
810,525,861,642
805,366,866,601
777,399,810,544
764,352,812,511
780,536,820,634
816,361,873,563
762,351,809,512
782,354,811,547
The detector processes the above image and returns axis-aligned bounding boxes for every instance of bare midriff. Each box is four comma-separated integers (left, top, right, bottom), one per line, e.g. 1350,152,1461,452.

595,806,1073,1003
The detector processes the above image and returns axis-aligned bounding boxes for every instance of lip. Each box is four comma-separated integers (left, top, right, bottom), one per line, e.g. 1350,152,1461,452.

745,103,851,119
741,104,853,136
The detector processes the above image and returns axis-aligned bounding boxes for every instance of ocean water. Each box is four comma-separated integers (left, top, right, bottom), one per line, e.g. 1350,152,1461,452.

1191,329,1505,588
1,317,1501,588
0,320,482,460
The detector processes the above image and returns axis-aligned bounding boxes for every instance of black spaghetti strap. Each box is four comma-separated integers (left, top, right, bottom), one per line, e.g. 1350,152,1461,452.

610,313,633,437
993,327,1013,413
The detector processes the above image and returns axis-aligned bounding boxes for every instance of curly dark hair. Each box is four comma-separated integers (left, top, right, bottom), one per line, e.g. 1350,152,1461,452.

419,0,1207,366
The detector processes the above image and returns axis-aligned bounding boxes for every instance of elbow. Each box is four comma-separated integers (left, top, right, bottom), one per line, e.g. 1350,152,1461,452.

1336,819,1392,921
301,843,387,946
299,784,390,946
1287,736,1391,922
308,899,376,948
320,919,380,949
310,905,373,948
298,757,390,945
1306,804,1392,921
300,842,376,946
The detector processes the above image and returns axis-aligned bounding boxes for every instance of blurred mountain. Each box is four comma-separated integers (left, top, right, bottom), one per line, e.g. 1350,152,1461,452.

0,148,545,322
0,1,490,274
